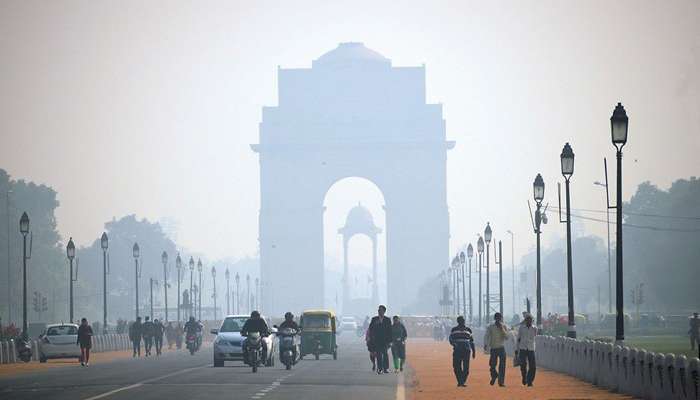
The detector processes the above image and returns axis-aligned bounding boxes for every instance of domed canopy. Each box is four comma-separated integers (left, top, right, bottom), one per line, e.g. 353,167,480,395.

338,203,382,237
313,42,390,68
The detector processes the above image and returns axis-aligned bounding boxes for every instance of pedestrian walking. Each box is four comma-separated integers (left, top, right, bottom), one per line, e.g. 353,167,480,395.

517,313,537,386
77,318,94,366
153,319,165,355
165,322,175,349
449,316,476,387
484,312,508,387
175,323,183,349
142,316,155,356
390,316,407,373
689,312,700,358
129,317,143,357
369,305,392,374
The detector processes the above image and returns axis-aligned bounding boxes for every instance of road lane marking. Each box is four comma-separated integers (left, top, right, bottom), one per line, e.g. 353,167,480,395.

83,364,209,400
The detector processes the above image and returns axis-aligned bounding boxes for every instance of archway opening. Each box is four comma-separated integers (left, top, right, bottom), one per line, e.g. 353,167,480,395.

323,177,386,316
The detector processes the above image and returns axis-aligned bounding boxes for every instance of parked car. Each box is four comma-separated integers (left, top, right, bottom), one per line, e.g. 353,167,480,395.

211,315,276,367
38,323,81,363
339,316,358,334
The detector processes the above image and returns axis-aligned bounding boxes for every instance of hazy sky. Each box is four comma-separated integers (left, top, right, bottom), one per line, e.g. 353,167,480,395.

1,1,698,267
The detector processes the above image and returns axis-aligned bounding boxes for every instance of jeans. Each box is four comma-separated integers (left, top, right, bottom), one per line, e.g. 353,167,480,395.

519,349,536,385
489,347,507,385
132,339,141,356
144,336,153,355
376,344,389,372
452,349,471,385
391,341,406,370
154,337,163,355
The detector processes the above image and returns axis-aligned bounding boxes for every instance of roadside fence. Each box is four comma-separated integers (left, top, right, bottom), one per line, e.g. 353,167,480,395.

0,334,131,364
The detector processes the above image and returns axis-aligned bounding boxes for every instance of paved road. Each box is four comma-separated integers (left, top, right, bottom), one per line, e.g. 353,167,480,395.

0,335,401,400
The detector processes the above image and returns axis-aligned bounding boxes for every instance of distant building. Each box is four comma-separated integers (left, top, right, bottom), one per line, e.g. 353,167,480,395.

252,43,453,315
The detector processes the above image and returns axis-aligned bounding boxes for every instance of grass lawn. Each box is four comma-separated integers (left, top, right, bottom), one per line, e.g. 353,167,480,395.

625,335,698,359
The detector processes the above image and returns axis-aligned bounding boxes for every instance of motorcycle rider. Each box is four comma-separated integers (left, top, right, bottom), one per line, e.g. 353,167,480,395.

278,312,300,361
184,316,201,351
241,310,270,364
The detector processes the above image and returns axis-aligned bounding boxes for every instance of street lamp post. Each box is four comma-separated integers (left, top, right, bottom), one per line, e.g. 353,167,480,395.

176,254,182,323
466,244,474,323
162,251,168,322
133,243,140,319
533,174,545,328
484,223,492,317
246,274,250,313
101,233,108,333
235,273,240,314
225,268,230,315
610,102,629,344
495,240,503,316
506,230,515,316
188,257,194,318
19,212,29,336
459,251,466,318
560,143,576,338
477,236,484,327
197,259,202,320
211,266,217,320
66,237,76,323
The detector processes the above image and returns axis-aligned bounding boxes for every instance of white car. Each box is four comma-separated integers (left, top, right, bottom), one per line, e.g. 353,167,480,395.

38,323,81,363
339,316,358,333
211,315,276,367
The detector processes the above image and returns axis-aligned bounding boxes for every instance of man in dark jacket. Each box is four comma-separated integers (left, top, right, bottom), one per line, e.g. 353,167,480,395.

142,316,155,357
369,305,392,374
153,319,165,355
241,311,270,363
129,317,143,357
449,316,476,387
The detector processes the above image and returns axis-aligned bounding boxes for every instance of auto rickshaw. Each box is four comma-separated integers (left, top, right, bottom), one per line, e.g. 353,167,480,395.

299,310,337,360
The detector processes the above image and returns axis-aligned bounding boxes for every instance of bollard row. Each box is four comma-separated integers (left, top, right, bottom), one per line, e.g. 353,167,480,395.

0,334,131,364
536,335,700,400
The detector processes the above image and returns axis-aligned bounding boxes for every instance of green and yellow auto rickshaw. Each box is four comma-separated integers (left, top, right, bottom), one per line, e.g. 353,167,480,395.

299,310,337,360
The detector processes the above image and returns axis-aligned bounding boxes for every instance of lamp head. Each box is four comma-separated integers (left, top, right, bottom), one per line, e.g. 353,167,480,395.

477,236,484,253
67,237,76,260
533,173,545,203
467,243,474,259
610,102,629,147
560,143,575,178
459,251,465,263
162,251,168,264
100,232,108,250
19,212,29,235
176,253,182,269
132,242,140,259
484,222,492,244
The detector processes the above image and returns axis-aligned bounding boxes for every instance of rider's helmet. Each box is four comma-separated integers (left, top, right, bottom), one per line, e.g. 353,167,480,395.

189,316,195,323
251,310,261,318
284,312,294,321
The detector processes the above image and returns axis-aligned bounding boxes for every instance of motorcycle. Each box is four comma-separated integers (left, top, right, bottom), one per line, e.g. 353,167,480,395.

186,333,198,355
16,337,32,363
244,332,265,373
277,327,299,370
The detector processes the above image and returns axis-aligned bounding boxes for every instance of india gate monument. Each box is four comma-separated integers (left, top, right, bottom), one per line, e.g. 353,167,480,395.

252,42,453,315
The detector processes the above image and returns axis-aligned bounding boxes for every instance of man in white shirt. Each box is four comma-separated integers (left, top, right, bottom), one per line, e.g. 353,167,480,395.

517,313,537,386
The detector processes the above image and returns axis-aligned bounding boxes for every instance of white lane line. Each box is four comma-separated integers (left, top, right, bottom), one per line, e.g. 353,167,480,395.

396,372,405,400
83,364,209,400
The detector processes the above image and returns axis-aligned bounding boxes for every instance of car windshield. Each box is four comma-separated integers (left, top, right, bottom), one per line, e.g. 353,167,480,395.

303,315,331,329
47,326,78,336
220,317,247,332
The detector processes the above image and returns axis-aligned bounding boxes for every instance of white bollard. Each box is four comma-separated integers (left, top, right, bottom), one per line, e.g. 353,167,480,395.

673,355,687,400
664,354,676,400
687,357,699,400
636,349,647,399
653,353,666,400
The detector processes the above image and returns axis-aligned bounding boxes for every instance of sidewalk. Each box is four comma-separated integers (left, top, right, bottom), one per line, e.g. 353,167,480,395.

0,345,181,377
406,339,635,400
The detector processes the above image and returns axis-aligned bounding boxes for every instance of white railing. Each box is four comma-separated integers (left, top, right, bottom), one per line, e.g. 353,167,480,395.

536,335,700,400
0,333,131,364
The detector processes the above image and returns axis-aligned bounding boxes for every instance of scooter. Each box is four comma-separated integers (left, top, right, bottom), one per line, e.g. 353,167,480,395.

16,337,32,363
244,332,265,373
277,327,299,370
186,333,198,355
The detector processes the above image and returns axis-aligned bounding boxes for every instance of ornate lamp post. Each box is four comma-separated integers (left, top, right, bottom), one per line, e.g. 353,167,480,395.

101,233,108,333
560,143,576,338
533,174,545,328
451,256,459,316
19,212,29,336
211,266,217,320
610,102,629,344
133,243,140,319
484,223,492,318
477,236,484,327
176,253,182,323
188,257,194,318
235,273,240,314
66,237,76,323
466,244,474,323
459,251,466,318
197,259,203,320
225,268,230,315
162,251,168,322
